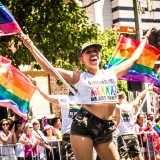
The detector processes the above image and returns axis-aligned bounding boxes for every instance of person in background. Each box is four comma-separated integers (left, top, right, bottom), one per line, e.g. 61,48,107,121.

135,113,148,160
15,119,27,160
0,118,17,160
51,117,62,140
31,119,52,160
44,124,57,160
147,112,155,124
28,77,97,160
143,120,157,160
22,28,153,160
115,84,153,160
19,123,41,160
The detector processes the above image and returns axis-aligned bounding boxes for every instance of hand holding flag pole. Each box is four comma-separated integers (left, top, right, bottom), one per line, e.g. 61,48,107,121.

21,33,77,96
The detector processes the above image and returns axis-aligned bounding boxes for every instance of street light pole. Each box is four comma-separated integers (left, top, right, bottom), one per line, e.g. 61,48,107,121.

133,0,141,41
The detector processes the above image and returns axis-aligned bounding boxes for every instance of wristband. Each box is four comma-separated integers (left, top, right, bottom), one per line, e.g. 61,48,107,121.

21,119,28,123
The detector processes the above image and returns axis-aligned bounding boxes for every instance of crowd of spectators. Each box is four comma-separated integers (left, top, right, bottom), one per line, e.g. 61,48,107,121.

0,117,62,160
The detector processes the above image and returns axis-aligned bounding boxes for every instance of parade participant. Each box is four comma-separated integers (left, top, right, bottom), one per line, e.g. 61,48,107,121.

115,84,153,160
29,78,98,160
21,28,153,160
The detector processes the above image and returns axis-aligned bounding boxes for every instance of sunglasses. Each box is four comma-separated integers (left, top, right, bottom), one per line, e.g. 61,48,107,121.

2,123,9,126
34,123,40,125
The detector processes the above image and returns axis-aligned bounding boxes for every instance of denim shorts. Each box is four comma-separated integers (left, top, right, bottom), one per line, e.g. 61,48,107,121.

70,108,115,144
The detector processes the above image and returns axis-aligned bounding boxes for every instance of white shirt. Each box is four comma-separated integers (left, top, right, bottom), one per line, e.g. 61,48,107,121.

58,95,81,135
74,69,118,104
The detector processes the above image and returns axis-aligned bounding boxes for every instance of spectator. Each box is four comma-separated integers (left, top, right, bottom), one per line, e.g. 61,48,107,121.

19,123,41,160
15,120,26,160
51,117,62,140
143,120,157,160
31,119,51,160
147,112,155,124
0,118,17,160
135,113,148,160
44,124,57,160
155,108,160,123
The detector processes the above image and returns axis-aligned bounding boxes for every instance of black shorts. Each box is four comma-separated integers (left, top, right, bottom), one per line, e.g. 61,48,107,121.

61,132,75,160
71,108,115,144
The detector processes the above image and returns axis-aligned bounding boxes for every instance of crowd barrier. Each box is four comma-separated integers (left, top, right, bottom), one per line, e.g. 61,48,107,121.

0,132,159,160
0,139,62,160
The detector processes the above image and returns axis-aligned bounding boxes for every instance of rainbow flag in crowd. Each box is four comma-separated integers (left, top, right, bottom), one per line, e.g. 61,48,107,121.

107,35,160,84
0,56,36,119
154,121,160,135
0,2,22,36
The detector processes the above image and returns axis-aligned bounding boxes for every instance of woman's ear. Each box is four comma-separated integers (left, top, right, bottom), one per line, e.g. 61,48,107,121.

80,56,85,64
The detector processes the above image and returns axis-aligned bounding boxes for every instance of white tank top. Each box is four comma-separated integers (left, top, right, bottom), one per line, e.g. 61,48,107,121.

117,104,135,135
74,68,118,104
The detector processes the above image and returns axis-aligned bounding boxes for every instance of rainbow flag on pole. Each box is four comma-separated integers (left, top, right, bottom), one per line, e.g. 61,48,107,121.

154,121,160,135
107,35,160,84
0,56,36,119
0,2,22,36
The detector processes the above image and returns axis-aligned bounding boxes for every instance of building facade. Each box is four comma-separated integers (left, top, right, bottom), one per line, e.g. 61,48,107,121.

78,0,160,32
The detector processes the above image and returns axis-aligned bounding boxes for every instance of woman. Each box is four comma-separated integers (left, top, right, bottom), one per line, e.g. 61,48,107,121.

0,119,17,160
21,28,153,160
43,124,58,160
19,123,41,160
143,120,157,160
135,113,148,160
15,120,26,160
51,117,62,140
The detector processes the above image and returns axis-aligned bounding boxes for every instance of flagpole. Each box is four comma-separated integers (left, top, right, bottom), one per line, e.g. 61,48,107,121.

135,95,147,118
29,43,77,96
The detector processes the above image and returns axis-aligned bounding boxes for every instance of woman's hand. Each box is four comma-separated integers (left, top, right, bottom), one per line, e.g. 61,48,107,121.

21,34,32,46
142,28,154,40
11,124,15,134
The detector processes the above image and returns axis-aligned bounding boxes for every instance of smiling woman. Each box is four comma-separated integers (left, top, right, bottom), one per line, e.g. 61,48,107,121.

19,123,41,160
0,119,17,159
21,28,153,160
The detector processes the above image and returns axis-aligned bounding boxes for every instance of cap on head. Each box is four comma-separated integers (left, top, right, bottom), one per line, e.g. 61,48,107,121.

77,42,102,57
44,124,51,131
31,119,39,125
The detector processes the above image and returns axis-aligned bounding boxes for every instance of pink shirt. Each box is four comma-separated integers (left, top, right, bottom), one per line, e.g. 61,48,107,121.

24,135,38,157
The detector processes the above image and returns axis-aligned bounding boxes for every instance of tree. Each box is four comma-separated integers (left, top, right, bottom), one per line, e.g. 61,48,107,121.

0,0,100,70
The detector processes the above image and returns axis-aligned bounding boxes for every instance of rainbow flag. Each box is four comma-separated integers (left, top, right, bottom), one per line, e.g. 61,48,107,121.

0,56,36,119
69,104,81,111
154,121,160,135
0,2,22,36
107,35,160,84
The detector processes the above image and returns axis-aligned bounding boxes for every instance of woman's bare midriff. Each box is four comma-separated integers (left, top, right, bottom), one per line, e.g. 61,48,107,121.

82,103,116,120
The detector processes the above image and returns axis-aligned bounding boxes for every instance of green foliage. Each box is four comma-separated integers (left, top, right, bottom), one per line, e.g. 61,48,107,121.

0,1,127,91
0,0,99,69
117,80,128,94
96,28,119,69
